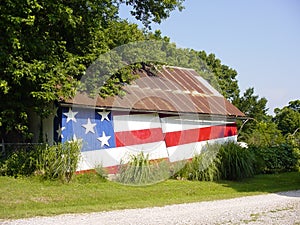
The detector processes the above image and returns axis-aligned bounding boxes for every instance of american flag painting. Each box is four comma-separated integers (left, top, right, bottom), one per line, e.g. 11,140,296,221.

54,106,237,172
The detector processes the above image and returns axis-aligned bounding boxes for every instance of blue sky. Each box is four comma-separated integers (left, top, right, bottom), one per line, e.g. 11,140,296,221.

119,0,300,115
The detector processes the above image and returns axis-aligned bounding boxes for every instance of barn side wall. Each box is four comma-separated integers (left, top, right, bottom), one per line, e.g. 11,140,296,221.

54,106,238,172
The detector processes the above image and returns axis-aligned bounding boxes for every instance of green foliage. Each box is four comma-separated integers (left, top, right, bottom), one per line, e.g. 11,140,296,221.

94,164,108,181
175,142,259,181
83,39,239,102
1,0,245,145
233,88,269,143
119,0,184,28
0,142,82,181
0,145,38,177
174,144,220,181
274,100,300,136
0,0,183,141
217,142,255,180
244,121,285,147
1,0,242,143
117,152,170,185
286,134,300,171
250,144,299,174
233,88,268,121
35,141,81,183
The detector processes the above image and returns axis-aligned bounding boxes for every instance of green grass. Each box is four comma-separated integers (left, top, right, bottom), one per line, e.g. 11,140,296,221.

0,172,299,219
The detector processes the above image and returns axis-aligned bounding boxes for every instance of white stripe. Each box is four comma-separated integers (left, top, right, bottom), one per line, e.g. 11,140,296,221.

161,116,235,133
113,113,162,132
167,136,237,162
77,141,168,170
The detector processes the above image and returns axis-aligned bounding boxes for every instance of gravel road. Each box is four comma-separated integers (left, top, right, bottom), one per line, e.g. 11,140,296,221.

2,190,300,225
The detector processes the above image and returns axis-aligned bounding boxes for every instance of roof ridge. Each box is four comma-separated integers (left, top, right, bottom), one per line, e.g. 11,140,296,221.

163,65,196,71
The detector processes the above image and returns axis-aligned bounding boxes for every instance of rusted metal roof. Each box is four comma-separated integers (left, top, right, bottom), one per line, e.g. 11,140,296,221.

65,66,245,117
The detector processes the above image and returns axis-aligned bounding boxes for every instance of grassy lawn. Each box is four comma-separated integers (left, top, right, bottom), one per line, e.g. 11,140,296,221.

0,172,299,219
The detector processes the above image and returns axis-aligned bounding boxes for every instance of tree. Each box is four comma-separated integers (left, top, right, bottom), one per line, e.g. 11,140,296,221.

233,87,268,121
0,0,243,142
119,0,184,28
0,0,183,142
245,120,284,147
198,52,240,101
233,88,269,143
274,100,300,136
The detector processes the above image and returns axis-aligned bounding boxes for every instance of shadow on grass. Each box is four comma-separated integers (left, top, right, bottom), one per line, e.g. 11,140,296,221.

215,172,300,195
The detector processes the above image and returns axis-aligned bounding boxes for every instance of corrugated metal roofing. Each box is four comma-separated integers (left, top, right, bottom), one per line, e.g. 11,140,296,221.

64,66,245,117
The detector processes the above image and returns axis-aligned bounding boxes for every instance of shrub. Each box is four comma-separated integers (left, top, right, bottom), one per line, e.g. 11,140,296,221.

287,134,300,172
249,144,298,174
117,152,170,185
217,142,255,180
0,144,39,177
35,141,81,183
174,144,220,181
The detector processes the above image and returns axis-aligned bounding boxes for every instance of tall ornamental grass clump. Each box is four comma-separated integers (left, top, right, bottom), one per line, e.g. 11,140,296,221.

117,152,170,185
217,142,255,180
174,144,220,181
35,141,82,183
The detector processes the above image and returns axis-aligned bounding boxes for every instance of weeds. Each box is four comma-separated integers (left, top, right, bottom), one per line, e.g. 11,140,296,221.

117,152,170,185
174,144,220,181
35,141,82,183
94,164,108,181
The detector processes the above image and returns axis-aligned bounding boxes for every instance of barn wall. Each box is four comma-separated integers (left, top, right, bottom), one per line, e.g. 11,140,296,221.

161,115,237,162
55,106,238,172
28,105,55,144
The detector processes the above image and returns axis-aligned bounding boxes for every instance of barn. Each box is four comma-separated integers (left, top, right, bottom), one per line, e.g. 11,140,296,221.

41,66,244,173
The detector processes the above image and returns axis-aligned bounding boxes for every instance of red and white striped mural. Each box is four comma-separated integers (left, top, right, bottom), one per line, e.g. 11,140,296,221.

54,107,237,173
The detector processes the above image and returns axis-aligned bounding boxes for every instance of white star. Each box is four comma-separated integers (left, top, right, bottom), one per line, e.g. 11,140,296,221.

97,131,111,147
98,111,110,121
56,124,66,139
63,108,78,123
53,106,59,117
82,118,96,134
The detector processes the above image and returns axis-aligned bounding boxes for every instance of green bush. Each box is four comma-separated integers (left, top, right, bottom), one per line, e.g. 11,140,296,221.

287,134,300,172
0,141,81,181
217,142,255,180
174,144,220,181
117,152,170,185
250,144,298,174
292,146,300,172
35,141,82,183
0,144,39,177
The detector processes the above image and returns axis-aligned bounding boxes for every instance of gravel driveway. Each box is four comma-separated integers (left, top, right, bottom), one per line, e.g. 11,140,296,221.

2,190,300,225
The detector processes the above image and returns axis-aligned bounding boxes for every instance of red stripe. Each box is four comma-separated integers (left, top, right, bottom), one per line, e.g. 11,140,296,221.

115,124,237,148
115,127,164,147
164,124,237,147
75,166,120,175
